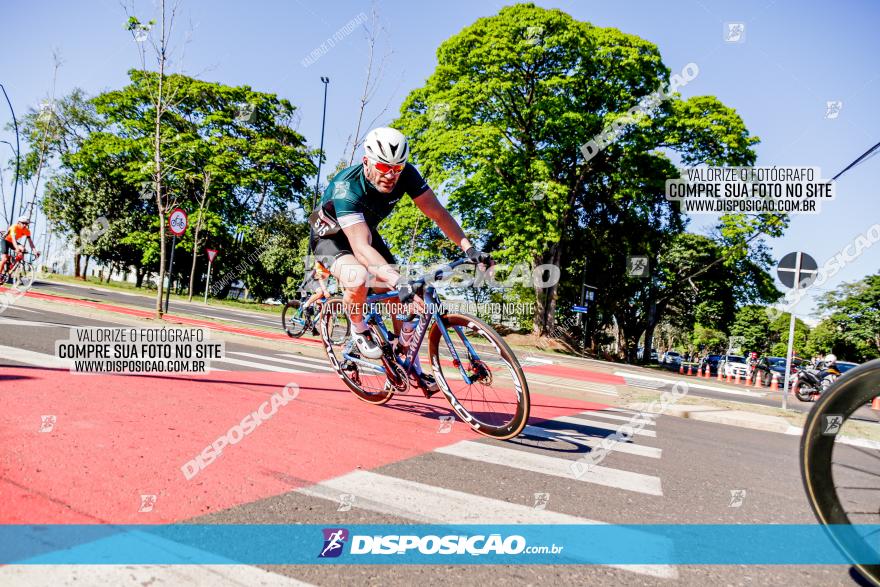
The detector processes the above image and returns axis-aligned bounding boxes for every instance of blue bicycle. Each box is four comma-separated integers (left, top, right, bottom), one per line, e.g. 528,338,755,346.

319,259,530,440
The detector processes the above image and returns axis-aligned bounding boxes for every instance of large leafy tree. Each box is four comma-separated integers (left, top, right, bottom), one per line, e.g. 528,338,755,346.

818,273,880,361
392,3,770,349
39,73,315,299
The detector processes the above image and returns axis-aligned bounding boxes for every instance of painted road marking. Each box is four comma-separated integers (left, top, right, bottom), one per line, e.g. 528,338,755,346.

211,356,308,373
297,470,675,578
436,440,663,496
576,410,657,426
0,564,315,586
228,351,333,371
614,371,767,398
552,414,657,438
521,425,662,459
0,345,70,368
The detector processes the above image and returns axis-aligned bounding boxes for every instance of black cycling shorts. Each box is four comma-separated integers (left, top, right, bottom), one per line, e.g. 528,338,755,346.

309,226,397,272
2,240,15,257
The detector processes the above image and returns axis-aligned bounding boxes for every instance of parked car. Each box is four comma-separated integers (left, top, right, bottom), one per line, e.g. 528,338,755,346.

837,361,859,373
662,351,682,369
718,355,749,379
698,354,722,375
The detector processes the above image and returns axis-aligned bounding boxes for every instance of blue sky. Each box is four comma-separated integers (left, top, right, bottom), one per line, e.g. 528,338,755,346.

2,0,879,321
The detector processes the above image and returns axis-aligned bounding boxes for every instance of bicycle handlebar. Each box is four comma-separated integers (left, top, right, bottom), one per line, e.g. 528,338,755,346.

410,258,475,288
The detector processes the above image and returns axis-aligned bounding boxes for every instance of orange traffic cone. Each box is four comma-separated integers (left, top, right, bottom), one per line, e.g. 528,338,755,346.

717,368,723,381
704,365,711,378
726,371,732,383
734,372,741,385
687,364,693,376
871,397,880,411
679,364,684,374
770,372,780,392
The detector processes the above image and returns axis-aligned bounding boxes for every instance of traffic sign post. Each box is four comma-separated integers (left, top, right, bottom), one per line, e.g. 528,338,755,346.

776,251,818,410
165,209,188,313
204,248,218,304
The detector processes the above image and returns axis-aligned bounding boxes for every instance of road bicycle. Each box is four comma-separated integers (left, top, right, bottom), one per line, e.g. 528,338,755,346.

318,258,530,440
0,251,37,290
800,359,880,584
282,294,349,344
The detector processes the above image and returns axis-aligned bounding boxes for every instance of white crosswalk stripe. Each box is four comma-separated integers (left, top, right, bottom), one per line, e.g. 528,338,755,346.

569,409,657,426
551,414,657,437
0,565,316,586
0,345,71,368
211,356,307,373
227,351,333,371
297,470,674,578
521,425,662,459
436,440,662,495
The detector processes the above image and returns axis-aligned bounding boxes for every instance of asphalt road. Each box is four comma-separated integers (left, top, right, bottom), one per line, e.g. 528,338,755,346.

0,296,869,585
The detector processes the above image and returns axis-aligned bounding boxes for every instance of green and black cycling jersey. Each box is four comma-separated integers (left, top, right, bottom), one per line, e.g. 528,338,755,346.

313,163,430,232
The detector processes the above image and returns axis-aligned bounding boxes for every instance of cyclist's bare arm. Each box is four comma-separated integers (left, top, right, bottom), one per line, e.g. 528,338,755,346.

26,236,39,255
317,275,331,299
340,222,400,287
412,188,473,253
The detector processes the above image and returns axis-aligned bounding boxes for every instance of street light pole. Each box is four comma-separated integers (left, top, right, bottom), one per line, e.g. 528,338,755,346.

312,76,330,211
0,83,21,225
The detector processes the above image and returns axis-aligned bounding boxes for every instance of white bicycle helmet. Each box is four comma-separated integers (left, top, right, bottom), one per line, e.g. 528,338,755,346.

363,127,409,165
824,353,837,366
17,215,30,224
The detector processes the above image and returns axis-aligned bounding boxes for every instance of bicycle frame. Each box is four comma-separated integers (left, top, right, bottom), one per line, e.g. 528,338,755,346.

340,266,483,385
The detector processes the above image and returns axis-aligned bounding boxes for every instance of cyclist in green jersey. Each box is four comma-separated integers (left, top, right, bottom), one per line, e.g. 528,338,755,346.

308,127,492,395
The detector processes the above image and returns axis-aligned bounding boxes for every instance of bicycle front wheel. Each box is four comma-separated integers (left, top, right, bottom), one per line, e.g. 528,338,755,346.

11,261,35,290
428,313,530,440
801,359,880,584
282,300,308,337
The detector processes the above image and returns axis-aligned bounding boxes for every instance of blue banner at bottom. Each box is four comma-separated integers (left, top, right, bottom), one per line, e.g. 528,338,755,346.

2,524,879,565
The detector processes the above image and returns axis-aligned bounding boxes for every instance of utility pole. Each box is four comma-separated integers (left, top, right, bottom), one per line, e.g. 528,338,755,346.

312,77,330,211
0,83,21,225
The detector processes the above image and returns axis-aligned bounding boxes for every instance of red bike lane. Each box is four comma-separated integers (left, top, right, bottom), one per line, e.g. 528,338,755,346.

0,366,609,525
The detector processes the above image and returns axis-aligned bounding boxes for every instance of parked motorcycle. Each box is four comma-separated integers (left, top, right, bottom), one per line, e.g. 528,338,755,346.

791,358,841,402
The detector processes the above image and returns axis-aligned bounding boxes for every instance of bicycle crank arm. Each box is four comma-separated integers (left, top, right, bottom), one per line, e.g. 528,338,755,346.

341,354,387,375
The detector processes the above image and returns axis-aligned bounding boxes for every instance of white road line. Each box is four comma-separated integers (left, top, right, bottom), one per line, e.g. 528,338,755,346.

212,356,307,373
3,305,41,314
577,410,657,426
0,345,70,368
279,352,332,365
614,370,767,398
436,441,662,496
551,415,657,438
228,351,332,371
0,317,67,328
0,565,314,586
297,470,675,578
521,425,662,459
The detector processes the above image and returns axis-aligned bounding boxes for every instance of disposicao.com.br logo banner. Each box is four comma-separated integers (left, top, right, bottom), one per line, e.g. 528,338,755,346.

2,525,880,565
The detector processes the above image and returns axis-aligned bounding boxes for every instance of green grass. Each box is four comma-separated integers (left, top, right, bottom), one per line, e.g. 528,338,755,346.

41,273,283,314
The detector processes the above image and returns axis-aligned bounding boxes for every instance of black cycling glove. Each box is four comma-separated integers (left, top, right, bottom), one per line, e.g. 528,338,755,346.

464,246,492,266
396,279,421,304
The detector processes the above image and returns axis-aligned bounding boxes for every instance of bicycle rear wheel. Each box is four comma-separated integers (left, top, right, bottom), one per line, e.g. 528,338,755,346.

428,313,530,440
282,300,308,337
801,359,880,584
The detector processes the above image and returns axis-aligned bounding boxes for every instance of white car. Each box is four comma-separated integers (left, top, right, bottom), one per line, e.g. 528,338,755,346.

719,355,749,378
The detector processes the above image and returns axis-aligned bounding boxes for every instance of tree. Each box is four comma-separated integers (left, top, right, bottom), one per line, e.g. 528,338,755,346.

768,312,810,357
730,304,773,354
818,273,880,361
392,3,764,347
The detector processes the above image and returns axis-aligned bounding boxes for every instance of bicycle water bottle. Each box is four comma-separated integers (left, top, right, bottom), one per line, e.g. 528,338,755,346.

399,320,417,352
